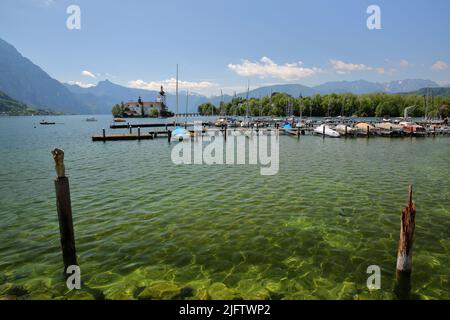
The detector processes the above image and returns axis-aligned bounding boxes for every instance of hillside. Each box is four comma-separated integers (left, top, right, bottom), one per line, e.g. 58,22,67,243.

0,90,57,115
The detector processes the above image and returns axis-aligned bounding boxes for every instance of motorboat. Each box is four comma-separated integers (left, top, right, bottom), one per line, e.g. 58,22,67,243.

86,117,97,122
314,124,340,137
114,118,126,123
39,120,55,125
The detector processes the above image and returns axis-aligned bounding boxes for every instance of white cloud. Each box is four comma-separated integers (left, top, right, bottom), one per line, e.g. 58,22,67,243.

399,59,409,68
227,57,320,81
330,59,373,73
67,81,96,88
431,60,449,71
81,70,96,78
128,78,217,92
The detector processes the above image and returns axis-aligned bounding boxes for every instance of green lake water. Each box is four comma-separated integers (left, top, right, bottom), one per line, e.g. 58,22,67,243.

0,115,449,300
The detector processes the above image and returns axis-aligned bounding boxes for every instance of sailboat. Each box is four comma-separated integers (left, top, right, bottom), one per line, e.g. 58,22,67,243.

171,65,190,141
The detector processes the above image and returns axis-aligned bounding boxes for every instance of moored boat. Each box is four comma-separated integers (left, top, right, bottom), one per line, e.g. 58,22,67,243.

314,124,340,137
400,121,427,136
335,124,356,135
171,127,191,141
113,118,126,123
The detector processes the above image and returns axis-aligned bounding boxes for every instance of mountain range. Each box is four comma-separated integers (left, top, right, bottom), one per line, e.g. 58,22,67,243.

0,37,445,115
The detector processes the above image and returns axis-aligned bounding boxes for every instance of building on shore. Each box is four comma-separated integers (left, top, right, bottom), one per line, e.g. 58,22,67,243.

122,86,170,117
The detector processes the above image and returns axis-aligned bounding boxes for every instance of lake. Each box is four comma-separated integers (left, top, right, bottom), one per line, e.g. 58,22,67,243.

0,115,448,300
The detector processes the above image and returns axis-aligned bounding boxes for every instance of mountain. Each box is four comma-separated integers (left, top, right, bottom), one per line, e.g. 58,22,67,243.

400,87,450,97
0,90,57,115
0,38,91,114
314,79,439,95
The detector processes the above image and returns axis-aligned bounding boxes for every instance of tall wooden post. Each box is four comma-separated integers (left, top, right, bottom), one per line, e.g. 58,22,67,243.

102,128,106,142
51,148,77,274
168,130,172,143
138,127,141,140
395,185,416,299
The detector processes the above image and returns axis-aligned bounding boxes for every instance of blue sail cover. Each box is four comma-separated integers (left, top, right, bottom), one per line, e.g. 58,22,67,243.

282,122,292,129
172,127,188,136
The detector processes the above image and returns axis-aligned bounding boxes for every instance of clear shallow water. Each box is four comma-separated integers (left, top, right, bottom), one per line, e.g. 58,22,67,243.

0,115,448,300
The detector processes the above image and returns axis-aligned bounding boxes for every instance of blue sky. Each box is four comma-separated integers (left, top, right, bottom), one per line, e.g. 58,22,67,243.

0,0,449,95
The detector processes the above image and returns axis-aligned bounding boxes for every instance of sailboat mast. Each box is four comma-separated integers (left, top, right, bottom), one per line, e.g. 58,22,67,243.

246,80,250,119
185,90,189,124
176,64,179,124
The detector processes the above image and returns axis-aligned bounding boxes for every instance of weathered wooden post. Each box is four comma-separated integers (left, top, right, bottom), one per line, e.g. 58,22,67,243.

322,124,325,138
138,127,141,140
345,125,348,136
51,148,78,274
367,125,370,137
394,185,416,299
102,128,106,142
129,125,132,134
168,130,172,143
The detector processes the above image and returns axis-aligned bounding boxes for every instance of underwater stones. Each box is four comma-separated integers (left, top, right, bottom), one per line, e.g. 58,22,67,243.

86,271,121,288
63,290,96,300
5,285,28,297
207,282,240,300
0,274,6,285
138,281,181,300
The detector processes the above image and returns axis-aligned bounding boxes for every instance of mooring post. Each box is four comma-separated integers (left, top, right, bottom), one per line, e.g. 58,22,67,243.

367,125,370,137
102,128,106,142
394,185,416,299
168,130,172,143
129,125,132,134
322,124,325,138
138,127,141,140
51,148,78,274
345,125,348,136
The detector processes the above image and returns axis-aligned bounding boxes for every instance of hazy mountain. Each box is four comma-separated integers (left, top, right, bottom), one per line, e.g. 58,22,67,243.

0,38,91,114
314,79,439,95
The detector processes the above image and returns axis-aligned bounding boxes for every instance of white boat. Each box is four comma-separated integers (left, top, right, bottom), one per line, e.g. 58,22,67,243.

314,124,340,137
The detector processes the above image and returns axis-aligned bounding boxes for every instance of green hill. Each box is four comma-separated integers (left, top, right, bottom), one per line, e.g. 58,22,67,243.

0,90,57,115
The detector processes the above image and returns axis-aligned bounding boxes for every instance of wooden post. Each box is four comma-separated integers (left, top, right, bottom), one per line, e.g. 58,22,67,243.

367,125,370,137
102,128,106,142
168,130,172,143
323,124,325,138
138,127,141,140
395,185,416,299
51,148,77,274
129,125,132,134
345,125,348,136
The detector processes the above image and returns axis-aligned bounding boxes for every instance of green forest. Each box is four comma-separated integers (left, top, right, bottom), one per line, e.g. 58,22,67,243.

198,92,450,118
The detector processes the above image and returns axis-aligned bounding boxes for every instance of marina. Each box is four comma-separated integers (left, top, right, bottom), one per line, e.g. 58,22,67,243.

0,114,448,300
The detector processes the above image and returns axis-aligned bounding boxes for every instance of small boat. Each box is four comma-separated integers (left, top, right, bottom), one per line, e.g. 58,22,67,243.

39,120,55,125
86,117,97,122
355,122,376,135
375,122,404,136
114,118,127,123
171,127,191,141
314,124,340,137
335,124,356,135
282,122,293,129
